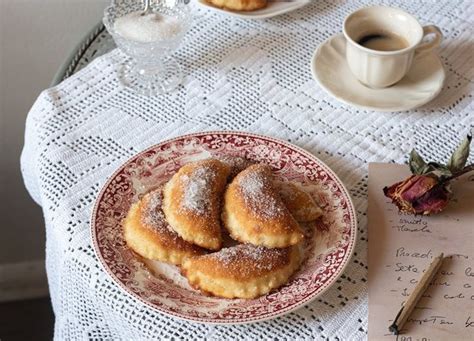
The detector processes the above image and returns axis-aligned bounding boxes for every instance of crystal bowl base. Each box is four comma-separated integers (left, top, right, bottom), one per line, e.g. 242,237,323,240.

118,57,183,96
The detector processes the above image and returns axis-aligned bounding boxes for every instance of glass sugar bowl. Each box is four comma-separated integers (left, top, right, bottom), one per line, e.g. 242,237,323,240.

104,0,191,96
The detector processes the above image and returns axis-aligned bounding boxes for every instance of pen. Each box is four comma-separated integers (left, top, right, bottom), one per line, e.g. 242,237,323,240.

388,253,444,335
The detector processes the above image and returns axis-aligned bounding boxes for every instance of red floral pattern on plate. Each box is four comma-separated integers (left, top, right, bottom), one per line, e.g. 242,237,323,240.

91,131,357,324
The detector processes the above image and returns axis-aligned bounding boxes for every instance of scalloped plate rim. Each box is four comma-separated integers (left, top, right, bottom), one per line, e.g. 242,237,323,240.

90,130,357,325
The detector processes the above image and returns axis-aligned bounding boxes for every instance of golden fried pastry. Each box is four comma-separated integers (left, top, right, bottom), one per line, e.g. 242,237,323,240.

222,164,304,248
123,187,206,265
182,243,302,299
275,181,323,222
215,155,254,179
206,0,267,11
163,159,230,250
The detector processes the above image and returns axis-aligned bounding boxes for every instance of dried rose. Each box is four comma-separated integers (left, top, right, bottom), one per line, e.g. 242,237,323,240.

383,174,450,215
383,135,473,215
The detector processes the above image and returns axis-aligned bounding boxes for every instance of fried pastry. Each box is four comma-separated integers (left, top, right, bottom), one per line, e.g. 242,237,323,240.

206,0,267,11
163,159,230,250
215,155,254,179
123,187,206,265
275,181,323,222
182,243,302,299
222,164,304,248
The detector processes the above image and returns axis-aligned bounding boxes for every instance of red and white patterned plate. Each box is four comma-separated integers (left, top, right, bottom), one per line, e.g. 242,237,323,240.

91,131,357,324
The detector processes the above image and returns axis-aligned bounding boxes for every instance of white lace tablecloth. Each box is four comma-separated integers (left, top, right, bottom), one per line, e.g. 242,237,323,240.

21,1,473,339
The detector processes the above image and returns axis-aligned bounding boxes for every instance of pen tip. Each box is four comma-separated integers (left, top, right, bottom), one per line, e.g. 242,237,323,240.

388,324,399,335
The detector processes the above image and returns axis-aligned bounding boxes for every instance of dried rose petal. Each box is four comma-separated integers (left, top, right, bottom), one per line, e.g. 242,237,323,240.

383,174,450,215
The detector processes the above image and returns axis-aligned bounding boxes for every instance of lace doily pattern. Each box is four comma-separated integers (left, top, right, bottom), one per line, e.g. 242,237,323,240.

21,1,473,339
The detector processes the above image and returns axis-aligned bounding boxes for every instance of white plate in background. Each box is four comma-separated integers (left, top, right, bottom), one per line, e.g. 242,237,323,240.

197,0,310,19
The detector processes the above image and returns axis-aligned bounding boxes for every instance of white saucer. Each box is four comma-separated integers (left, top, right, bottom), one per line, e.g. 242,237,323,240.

197,0,310,19
311,34,445,112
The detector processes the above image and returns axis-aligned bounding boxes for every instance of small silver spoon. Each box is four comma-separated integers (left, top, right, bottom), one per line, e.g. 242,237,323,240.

142,0,190,16
141,0,152,16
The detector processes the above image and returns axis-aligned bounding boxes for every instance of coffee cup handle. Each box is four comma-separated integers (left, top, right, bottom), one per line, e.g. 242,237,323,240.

415,25,443,56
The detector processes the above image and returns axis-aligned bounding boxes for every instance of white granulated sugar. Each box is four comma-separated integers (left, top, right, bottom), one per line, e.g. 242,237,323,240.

180,166,216,215
216,155,253,177
239,171,284,218
213,244,285,273
214,246,239,264
141,189,176,239
114,11,182,43
276,181,298,200
241,172,265,197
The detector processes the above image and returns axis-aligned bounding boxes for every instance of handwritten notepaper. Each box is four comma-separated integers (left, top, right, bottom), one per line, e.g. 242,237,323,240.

368,163,474,341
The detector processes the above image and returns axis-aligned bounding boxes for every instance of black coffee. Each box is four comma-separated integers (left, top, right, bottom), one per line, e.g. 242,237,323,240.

357,31,409,51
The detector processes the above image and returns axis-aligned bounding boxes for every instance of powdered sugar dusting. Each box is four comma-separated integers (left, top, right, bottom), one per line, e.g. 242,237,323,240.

238,167,284,218
180,165,217,215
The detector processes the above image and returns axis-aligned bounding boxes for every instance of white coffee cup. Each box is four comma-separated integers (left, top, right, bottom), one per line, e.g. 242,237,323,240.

343,6,442,88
